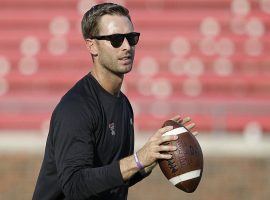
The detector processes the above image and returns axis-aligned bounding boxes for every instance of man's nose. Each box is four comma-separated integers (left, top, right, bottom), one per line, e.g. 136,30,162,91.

121,37,131,50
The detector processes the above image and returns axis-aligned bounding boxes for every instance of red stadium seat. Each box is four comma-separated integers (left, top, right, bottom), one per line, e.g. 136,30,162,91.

0,0,270,134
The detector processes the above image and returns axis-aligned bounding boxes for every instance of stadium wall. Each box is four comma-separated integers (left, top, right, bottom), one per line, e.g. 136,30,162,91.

0,133,270,200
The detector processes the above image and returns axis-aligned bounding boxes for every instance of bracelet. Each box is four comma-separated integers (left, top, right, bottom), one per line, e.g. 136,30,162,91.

134,152,144,170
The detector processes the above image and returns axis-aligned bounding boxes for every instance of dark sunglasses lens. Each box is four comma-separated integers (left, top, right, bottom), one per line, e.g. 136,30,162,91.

127,33,139,46
110,35,125,48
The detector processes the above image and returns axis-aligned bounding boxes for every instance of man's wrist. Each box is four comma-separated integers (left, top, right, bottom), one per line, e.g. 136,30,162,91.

134,152,144,170
120,154,140,181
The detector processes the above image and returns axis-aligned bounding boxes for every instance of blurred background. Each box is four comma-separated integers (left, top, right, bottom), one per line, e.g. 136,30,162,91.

0,0,270,199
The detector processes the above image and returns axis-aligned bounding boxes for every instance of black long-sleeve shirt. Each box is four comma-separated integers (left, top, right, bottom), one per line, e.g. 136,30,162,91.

33,73,148,200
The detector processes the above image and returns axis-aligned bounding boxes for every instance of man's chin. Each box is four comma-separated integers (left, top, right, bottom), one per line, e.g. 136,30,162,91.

119,64,133,74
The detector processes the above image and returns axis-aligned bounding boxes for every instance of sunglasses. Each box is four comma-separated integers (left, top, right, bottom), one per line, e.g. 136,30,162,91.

89,32,140,48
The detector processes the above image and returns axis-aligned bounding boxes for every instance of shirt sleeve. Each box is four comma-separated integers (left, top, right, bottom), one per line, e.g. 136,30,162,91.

52,99,125,199
127,169,152,187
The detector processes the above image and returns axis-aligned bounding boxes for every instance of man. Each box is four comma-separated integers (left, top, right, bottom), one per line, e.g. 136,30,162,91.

33,3,196,200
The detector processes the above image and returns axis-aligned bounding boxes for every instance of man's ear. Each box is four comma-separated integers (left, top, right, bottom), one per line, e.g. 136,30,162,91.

85,39,98,56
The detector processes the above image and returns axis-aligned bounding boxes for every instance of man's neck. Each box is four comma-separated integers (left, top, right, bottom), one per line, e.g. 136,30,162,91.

91,66,123,97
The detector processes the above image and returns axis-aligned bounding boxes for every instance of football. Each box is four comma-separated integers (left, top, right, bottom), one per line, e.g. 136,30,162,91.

158,120,203,193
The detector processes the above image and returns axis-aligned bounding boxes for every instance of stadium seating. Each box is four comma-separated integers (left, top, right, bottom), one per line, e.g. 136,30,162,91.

0,0,270,133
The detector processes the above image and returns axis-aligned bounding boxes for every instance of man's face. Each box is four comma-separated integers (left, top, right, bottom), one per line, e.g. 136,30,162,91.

94,15,136,75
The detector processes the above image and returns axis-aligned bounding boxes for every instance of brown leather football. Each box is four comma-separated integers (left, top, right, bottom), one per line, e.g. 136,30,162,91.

158,120,203,193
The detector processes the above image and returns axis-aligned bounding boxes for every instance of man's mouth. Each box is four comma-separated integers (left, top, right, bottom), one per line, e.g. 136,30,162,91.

119,56,133,65
119,56,132,60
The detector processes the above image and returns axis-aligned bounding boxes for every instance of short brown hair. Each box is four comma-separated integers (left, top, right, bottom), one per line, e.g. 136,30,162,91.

81,3,132,39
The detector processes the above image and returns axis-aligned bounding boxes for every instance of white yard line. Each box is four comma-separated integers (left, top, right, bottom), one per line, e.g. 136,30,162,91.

0,131,46,154
135,132,270,158
1,131,270,157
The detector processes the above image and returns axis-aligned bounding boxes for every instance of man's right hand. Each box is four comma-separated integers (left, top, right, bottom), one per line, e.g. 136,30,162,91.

136,126,178,168
120,116,197,181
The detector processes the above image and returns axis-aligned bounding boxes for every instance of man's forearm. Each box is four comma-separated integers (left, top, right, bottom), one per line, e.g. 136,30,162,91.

119,154,140,181
120,125,177,182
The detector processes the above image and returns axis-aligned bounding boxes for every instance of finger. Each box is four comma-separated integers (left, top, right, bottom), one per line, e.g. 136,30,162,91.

151,161,157,168
156,126,174,136
192,131,199,137
158,135,178,144
141,161,157,174
147,161,157,169
156,153,173,160
157,145,177,152
170,115,181,122
186,122,196,130
181,117,191,125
